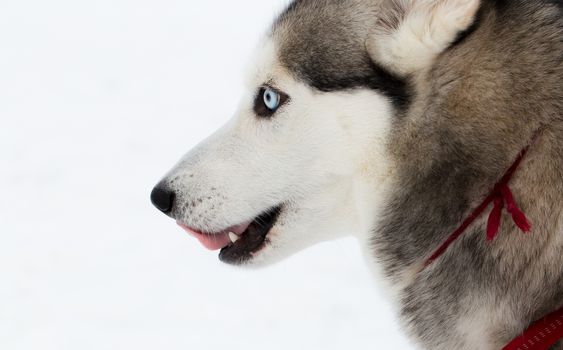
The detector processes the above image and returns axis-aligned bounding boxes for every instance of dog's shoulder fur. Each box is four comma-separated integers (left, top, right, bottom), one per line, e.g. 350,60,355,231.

378,0,562,348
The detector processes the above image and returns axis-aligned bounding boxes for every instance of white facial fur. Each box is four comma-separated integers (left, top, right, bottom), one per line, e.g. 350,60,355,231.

163,39,395,266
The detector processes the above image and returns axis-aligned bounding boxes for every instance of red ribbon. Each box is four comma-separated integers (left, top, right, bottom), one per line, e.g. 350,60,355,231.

486,184,531,241
422,145,533,270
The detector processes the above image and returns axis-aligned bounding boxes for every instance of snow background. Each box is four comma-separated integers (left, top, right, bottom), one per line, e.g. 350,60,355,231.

0,0,413,349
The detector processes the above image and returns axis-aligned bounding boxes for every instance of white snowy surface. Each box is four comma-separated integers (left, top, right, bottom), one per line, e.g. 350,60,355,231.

0,1,413,349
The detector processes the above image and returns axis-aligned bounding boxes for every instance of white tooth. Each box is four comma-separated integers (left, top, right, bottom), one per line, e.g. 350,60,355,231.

229,232,240,244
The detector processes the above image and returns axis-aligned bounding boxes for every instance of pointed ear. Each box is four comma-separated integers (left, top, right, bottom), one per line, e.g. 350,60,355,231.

369,0,481,75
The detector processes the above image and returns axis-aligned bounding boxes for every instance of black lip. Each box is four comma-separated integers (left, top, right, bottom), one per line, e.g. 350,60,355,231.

219,206,282,265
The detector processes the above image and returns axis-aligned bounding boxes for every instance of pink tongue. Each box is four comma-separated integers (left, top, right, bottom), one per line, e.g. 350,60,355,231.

193,231,232,250
177,221,252,251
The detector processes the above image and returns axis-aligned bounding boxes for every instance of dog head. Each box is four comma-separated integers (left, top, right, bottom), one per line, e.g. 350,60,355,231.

151,0,481,266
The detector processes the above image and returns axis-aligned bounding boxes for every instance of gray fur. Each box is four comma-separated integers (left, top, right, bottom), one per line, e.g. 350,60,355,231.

274,0,412,109
273,0,562,348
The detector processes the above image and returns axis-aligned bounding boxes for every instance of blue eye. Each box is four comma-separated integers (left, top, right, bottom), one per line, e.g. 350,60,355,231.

254,86,289,117
263,88,281,111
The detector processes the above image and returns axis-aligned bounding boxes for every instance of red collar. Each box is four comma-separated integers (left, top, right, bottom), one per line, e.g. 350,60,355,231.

418,133,563,349
503,306,563,350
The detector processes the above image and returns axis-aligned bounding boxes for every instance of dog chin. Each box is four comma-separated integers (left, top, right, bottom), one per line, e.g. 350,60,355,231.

227,224,338,269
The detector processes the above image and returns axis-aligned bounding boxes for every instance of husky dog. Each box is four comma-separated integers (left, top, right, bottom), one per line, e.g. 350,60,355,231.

151,0,563,348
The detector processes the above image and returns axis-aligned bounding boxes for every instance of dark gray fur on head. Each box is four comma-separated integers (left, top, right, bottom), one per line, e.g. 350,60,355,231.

274,0,411,109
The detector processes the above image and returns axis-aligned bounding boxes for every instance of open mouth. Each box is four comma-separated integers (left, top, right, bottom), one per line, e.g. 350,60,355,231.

177,205,282,265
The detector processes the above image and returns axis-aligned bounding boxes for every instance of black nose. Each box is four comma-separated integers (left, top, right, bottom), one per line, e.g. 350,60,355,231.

151,186,175,214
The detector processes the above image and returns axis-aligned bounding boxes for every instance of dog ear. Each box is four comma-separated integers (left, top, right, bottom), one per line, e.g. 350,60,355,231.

369,0,481,75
